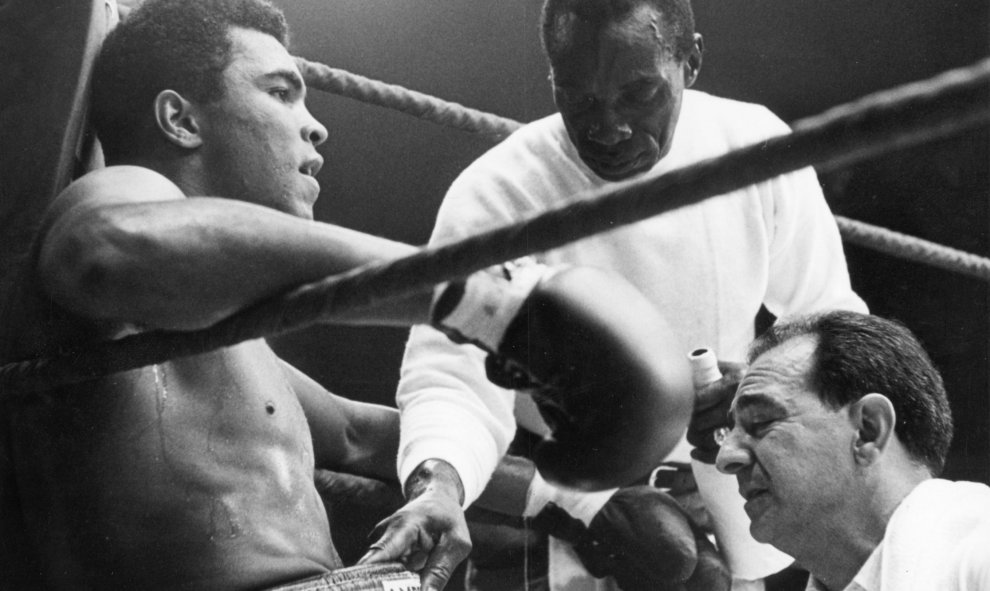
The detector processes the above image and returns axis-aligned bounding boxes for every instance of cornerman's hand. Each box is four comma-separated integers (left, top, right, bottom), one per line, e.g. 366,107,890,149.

359,459,471,591
686,361,746,464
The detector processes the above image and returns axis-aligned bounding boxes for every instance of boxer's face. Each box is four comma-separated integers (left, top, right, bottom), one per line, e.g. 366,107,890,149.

550,7,700,181
195,27,327,219
715,336,859,553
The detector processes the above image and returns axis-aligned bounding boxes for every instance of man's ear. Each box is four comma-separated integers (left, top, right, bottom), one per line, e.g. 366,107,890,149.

850,393,896,465
683,33,704,88
154,89,203,149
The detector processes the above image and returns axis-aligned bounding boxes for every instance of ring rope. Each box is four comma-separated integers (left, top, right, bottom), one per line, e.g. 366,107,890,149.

836,217,990,279
298,56,990,282
1,58,988,394
296,58,523,140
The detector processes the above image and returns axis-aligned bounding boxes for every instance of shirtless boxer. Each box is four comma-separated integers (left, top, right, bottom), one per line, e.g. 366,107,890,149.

0,1,692,588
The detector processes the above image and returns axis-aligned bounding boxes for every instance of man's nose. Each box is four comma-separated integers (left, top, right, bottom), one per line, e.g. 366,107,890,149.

302,107,328,147
586,110,632,146
715,429,752,475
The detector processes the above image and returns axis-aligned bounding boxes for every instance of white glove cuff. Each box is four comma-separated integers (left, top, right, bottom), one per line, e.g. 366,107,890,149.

437,261,548,352
523,470,619,526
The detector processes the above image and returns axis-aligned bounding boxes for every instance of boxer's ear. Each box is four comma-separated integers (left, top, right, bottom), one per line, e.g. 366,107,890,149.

850,393,896,465
154,90,202,149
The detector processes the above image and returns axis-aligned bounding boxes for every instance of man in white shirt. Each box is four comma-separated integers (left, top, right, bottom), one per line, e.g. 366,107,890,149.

394,0,866,589
717,310,990,591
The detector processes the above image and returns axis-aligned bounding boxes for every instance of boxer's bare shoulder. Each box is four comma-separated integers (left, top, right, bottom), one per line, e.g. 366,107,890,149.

0,217,338,589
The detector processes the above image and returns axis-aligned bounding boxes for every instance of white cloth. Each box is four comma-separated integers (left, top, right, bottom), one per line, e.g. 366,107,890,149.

522,470,618,526
806,479,990,591
397,90,867,586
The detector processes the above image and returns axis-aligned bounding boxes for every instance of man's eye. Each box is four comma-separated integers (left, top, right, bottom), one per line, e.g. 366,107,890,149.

745,419,775,437
624,86,658,105
270,88,290,100
558,90,593,110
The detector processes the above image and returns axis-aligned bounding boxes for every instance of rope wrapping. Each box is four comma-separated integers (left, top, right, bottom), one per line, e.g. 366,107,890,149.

836,216,990,279
2,58,989,394
296,58,524,140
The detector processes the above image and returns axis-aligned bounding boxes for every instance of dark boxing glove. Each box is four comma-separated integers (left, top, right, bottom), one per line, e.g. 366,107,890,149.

530,485,730,591
432,261,693,491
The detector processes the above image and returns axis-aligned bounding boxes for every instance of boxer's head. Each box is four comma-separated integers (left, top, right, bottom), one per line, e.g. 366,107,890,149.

92,0,327,218
541,0,702,181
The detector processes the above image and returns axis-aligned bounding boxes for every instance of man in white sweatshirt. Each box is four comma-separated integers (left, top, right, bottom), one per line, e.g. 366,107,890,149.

396,0,867,589
716,310,990,591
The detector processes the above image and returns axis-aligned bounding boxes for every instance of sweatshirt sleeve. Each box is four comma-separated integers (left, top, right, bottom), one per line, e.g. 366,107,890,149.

395,148,536,506
396,325,517,506
755,108,869,318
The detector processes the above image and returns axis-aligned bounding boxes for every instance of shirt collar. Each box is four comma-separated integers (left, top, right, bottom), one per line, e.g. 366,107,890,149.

804,542,884,591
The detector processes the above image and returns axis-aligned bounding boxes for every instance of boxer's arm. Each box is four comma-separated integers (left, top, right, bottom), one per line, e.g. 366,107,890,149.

37,166,424,331
281,359,401,481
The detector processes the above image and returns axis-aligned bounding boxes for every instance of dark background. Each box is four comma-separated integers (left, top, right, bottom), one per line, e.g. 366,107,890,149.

1,0,986,585
273,0,990,485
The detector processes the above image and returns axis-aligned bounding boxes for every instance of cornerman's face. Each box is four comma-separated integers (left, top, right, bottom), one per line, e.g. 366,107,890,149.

550,8,698,181
714,336,859,551
197,27,328,219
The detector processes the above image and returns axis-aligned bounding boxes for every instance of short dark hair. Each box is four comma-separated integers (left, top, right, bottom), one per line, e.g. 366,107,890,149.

91,0,289,163
540,0,695,64
749,310,954,475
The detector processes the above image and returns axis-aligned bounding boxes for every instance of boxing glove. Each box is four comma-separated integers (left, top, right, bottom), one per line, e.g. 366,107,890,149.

530,485,731,591
432,261,693,491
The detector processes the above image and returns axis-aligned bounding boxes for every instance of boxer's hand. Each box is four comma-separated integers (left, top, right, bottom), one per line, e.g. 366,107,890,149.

687,361,745,464
433,261,693,491
531,486,730,591
359,460,471,591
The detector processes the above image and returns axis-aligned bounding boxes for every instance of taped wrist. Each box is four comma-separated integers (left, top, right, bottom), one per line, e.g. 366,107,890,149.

431,260,548,352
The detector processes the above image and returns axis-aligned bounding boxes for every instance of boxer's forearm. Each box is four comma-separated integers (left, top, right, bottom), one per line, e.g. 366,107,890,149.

287,360,402,481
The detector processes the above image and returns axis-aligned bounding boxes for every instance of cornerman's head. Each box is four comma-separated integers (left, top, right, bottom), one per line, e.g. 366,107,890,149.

715,310,953,551
539,0,702,181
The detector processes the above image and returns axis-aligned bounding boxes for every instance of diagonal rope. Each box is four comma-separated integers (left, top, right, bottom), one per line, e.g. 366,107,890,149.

297,56,990,282
2,57,989,394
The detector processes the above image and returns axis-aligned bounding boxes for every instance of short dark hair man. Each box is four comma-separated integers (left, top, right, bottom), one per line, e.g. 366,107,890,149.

717,310,990,591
